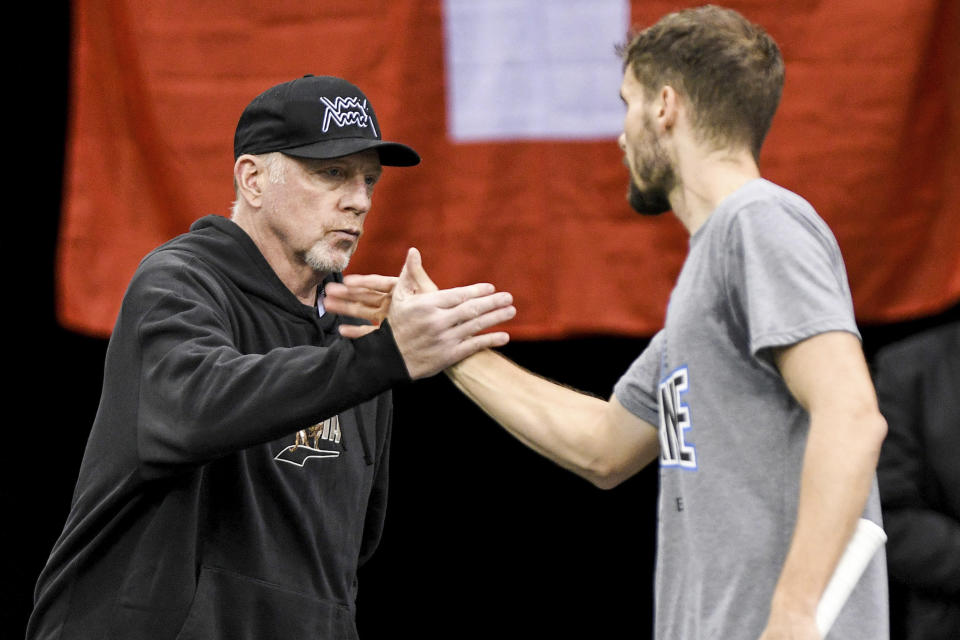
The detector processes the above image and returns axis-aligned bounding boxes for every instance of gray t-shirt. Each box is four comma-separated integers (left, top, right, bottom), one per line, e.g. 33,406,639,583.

614,179,888,640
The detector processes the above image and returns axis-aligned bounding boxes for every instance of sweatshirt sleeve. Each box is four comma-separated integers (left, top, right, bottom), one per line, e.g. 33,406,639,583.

126,252,410,477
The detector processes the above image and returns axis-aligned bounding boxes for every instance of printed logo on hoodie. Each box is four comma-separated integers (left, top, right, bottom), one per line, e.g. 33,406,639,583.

274,415,341,467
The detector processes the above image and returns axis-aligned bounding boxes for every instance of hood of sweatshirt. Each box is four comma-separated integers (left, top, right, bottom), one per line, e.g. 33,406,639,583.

152,214,343,331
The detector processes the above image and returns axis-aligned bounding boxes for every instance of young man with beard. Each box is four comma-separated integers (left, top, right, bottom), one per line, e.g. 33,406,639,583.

325,7,889,639
27,75,516,640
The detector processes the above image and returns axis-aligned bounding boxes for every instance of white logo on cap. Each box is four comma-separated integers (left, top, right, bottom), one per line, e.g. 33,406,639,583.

320,96,378,136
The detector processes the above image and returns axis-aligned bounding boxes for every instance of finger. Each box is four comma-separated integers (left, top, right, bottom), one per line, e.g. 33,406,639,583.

413,282,499,310
445,292,514,326
325,283,391,307
404,248,438,292
338,324,380,339
322,282,351,301
396,247,441,296
450,305,517,340
324,296,387,323
340,274,397,293
395,248,422,296
324,297,367,318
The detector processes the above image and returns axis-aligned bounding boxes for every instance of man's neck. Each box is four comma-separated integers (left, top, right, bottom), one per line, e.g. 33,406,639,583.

271,259,325,307
669,145,761,236
232,212,327,306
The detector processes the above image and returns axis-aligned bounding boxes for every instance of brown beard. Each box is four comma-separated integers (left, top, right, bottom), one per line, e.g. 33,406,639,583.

627,179,672,216
625,114,675,216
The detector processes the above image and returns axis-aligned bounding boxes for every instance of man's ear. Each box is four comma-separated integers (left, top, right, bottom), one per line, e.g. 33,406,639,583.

234,155,265,208
658,85,680,131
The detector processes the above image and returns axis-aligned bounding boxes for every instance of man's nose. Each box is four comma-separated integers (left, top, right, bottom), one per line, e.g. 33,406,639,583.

341,178,372,215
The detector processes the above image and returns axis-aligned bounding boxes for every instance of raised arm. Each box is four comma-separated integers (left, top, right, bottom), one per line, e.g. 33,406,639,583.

326,251,660,487
760,331,888,639
446,350,659,488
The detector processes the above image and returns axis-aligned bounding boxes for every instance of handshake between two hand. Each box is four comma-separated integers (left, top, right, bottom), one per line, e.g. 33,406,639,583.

323,248,516,380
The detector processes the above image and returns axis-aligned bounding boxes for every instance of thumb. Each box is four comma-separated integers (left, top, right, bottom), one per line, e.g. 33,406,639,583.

396,247,438,295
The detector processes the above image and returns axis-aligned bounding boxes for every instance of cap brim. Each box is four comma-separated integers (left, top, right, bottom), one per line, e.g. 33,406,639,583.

281,137,420,167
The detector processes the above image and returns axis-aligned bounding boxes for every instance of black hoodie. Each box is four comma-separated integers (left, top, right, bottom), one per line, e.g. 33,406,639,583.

28,216,410,639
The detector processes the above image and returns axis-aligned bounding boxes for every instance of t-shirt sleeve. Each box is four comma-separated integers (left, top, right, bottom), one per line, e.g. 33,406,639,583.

722,200,860,362
613,329,664,425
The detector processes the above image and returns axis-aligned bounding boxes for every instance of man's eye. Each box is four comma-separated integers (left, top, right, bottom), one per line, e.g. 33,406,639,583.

322,167,342,178
365,175,379,187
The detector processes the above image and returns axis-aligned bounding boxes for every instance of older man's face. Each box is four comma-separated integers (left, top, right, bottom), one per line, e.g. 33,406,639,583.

259,149,383,275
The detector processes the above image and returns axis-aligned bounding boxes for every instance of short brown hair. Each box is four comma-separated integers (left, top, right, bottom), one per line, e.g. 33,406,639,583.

619,5,784,159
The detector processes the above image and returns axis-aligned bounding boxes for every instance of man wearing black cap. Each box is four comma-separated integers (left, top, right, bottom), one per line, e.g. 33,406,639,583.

26,75,516,640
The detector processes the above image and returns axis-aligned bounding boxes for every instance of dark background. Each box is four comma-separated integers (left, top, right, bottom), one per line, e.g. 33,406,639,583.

5,3,958,638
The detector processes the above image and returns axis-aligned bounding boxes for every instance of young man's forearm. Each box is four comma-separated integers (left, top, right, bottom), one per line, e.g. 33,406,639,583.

768,406,887,622
446,349,659,488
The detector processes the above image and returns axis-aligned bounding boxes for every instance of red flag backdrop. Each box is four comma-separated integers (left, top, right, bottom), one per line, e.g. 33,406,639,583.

57,0,960,339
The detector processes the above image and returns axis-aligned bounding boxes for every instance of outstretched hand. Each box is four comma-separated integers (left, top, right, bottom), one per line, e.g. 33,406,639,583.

325,248,516,379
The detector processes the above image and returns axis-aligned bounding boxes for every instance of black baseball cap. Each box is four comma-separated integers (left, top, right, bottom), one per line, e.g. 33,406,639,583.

233,75,420,166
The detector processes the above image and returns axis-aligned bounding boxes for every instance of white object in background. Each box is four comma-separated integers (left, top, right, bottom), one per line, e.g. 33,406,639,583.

443,0,629,142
